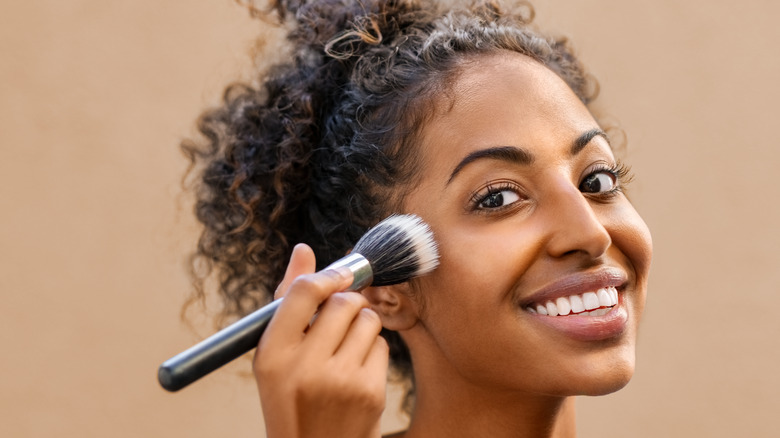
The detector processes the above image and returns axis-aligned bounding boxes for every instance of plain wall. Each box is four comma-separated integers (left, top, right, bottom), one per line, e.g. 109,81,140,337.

1,0,778,436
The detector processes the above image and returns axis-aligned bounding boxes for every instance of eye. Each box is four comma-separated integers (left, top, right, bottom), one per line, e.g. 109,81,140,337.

579,171,616,194
479,190,520,209
472,183,523,210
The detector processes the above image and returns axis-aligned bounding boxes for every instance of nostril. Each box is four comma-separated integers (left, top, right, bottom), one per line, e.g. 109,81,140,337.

561,249,582,258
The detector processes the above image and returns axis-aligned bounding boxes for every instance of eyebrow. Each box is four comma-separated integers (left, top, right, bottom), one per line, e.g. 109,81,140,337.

446,128,610,184
571,128,610,156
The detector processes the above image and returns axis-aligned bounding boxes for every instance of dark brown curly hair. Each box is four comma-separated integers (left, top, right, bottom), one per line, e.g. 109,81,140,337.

182,0,598,410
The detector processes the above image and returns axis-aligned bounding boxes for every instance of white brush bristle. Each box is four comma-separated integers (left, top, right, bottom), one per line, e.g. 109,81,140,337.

352,214,440,286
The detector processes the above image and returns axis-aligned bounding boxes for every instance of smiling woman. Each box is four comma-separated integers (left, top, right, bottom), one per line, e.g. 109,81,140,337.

182,0,652,437
395,54,652,421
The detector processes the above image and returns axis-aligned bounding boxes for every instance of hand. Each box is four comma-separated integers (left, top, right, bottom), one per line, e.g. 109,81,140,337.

254,244,389,438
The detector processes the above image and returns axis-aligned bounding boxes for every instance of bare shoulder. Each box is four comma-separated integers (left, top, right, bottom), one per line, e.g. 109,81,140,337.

383,431,406,438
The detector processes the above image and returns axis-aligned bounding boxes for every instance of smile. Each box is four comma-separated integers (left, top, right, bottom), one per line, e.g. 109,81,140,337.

526,287,619,316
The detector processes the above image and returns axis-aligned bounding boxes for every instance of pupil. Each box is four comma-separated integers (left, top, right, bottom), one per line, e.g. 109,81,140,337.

581,175,602,193
483,192,503,208
588,176,601,192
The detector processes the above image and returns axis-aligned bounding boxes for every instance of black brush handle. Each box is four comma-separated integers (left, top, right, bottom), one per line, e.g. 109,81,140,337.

158,253,372,392
158,299,282,392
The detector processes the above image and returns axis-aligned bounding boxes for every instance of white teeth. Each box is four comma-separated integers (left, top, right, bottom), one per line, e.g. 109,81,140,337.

570,294,585,313
597,288,611,307
556,296,572,316
526,286,620,316
583,292,599,310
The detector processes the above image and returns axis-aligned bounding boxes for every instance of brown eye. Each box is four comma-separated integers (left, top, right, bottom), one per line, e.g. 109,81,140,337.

579,172,616,193
479,189,521,209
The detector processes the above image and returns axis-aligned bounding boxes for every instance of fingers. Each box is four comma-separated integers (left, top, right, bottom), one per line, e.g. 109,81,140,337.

255,246,388,438
274,244,317,300
264,267,354,348
327,307,384,363
302,293,373,356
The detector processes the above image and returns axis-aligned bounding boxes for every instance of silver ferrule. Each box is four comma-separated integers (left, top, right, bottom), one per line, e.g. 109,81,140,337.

325,253,373,291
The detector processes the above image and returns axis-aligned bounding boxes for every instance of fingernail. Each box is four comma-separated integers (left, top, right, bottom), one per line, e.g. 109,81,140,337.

326,266,354,282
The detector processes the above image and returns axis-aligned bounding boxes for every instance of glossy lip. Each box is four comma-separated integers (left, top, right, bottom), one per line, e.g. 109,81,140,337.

529,300,628,342
520,267,630,342
518,266,628,308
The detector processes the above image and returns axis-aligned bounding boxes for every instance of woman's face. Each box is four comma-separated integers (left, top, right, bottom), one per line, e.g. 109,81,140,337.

399,51,652,398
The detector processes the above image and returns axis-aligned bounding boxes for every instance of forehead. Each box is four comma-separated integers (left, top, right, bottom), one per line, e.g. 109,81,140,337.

416,51,600,163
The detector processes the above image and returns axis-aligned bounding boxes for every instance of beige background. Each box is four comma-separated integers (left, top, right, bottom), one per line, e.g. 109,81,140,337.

1,0,778,436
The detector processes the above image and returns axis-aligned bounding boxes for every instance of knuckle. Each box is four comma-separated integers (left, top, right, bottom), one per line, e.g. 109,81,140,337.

325,292,350,307
288,275,327,298
350,292,370,307
330,377,384,411
289,275,318,291
353,384,386,413
293,370,334,402
252,358,266,377
358,308,383,331
327,292,368,311
252,353,279,379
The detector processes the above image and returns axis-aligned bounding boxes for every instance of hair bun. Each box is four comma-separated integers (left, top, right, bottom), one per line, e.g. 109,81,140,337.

240,0,419,62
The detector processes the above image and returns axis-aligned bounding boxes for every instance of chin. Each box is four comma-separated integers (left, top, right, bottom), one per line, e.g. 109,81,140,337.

537,342,637,398
579,369,634,396
572,353,636,396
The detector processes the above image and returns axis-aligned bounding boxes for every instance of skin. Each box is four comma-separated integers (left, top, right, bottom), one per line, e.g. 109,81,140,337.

254,50,652,438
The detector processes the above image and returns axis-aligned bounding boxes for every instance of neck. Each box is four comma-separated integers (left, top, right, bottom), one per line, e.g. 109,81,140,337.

398,335,577,438
403,382,576,438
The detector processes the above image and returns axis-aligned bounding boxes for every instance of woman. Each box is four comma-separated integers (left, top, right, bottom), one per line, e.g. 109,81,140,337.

183,0,652,436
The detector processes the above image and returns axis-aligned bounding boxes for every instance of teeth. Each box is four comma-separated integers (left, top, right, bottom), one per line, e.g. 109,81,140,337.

555,296,571,316
570,294,585,313
583,292,599,310
526,287,619,317
597,288,611,307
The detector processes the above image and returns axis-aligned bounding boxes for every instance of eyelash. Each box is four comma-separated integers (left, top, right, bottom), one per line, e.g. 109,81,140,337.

468,161,634,212
585,161,633,198
468,180,526,213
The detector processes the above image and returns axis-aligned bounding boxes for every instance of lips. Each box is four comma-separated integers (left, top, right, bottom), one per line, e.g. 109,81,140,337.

520,268,631,341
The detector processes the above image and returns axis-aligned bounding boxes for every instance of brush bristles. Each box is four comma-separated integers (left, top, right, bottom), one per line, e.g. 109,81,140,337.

352,214,440,286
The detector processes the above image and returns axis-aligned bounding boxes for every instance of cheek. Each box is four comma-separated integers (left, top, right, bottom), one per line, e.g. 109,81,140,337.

429,221,541,300
411,229,508,329
410,222,541,355
605,201,653,284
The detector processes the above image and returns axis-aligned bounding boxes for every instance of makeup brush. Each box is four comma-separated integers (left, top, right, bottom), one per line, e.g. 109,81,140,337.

158,214,439,392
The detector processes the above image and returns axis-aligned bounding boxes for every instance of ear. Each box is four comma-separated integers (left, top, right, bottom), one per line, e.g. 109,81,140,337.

361,283,420,331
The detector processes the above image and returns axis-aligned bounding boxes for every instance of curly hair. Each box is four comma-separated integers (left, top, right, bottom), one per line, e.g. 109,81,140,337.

182,0,599,411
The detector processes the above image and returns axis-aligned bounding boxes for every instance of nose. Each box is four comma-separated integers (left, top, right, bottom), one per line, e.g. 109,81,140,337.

544,187,611,260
